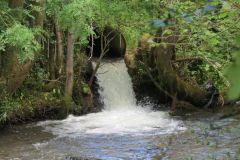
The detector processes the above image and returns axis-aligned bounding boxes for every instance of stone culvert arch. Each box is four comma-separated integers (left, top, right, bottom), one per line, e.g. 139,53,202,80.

88,26,126,58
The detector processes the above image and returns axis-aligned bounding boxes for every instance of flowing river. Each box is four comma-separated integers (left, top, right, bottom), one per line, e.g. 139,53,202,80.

1,60,240,160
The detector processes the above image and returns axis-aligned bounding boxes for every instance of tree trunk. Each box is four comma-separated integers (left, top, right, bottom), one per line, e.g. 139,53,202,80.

153,46,208,107
49,42,56,80
55,20,64,78
154,29,208,107
32,0,45,40
4,0,45,94
64,31,74,100
2,0,24,94
139,28,209,107
8,0,24,20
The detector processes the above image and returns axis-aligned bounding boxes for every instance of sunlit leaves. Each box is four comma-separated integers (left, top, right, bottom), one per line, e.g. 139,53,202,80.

98,0,158,48
3,24,40,63
164,1,240,89
226,37,240,100
46,0,159,48
0,34,6,51
46,0,63,17
47,0,97,45
209,37,220,47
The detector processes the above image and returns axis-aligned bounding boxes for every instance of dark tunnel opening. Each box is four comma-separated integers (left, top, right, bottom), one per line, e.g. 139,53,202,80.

88,26,126,59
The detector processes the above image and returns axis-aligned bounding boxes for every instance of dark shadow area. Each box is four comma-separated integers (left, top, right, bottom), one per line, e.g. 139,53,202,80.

88,26,126,58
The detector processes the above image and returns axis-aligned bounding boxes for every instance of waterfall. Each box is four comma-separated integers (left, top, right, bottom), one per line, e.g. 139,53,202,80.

97,60,136,110
39,60,184,135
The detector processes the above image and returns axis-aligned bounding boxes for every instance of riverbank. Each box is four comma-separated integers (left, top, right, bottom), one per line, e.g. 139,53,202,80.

0,55,239,127
1,104,240,159
0,54,105,126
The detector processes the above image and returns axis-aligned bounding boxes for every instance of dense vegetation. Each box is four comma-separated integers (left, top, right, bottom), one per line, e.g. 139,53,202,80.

0,0,240,123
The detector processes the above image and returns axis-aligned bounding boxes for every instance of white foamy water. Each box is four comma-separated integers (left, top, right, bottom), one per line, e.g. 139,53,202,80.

97,61,137,110
39,60,184,135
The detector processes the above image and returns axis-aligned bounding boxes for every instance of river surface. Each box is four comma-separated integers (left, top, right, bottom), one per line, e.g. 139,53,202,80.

0,60,240,160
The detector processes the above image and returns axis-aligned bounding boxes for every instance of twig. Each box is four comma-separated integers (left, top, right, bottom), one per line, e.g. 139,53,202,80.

173,55,230,87
139,60,205,112
43,75,64,83
203,56,230,87
173,57,203,63
88,22,94,61
139,60,174,99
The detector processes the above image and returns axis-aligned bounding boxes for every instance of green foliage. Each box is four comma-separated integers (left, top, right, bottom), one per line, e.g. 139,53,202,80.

24,63,48,90
0,34,5,51
0,1,11,30
0,96,20,122
47,0,97,44
225,37,240,100
47,0,158,48
1,0,240,123
97,0,158,48
1,23,40,63
153,0,240,89
81,82,90,95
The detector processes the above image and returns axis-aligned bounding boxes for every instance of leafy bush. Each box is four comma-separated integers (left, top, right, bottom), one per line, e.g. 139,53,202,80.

152,1,240,90
0,96,20,122
225,36,240,100
1,23,40,63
